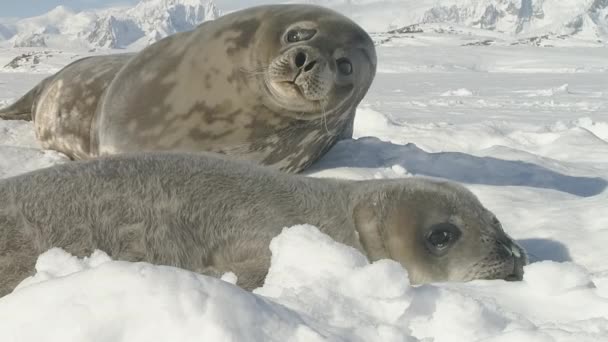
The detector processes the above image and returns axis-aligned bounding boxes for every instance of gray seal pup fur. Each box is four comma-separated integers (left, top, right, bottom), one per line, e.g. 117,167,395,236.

0,4,377,172
0,153,526,296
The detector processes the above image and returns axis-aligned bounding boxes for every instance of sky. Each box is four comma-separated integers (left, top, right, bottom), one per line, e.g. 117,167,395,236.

0,0,275,18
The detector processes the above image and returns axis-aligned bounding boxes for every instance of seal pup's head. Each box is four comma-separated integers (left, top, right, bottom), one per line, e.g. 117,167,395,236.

245,5,376,119
351,178,527,284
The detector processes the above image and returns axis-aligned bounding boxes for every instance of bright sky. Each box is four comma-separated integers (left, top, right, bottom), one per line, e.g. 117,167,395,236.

0,0,280,18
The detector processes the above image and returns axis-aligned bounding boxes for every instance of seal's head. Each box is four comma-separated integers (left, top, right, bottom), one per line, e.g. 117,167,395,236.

353,179,527,284
246,5,376,119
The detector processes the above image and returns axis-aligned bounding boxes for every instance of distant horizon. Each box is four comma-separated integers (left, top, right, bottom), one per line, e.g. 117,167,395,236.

0,0,279,19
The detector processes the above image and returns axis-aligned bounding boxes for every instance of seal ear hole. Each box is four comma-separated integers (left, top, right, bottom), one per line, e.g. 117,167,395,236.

425,223,461,255
337,58,353,75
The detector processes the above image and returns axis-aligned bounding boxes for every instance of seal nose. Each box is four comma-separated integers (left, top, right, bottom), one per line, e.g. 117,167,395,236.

294,52,318,73
503,242,526,281
505,255,525,281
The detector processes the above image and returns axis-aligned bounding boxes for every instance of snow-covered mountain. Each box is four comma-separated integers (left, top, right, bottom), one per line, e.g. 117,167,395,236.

0,23,15,41
321,0,608,41
0,0,221,50
1,0,606,49
87,0,221,48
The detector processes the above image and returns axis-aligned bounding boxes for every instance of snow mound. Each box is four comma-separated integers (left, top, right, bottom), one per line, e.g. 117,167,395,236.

1,249,315,342
550,117,608,142
516,83,572,97
350,108,608,165
0,226,414,342
1,225,607,342
524,261,595,295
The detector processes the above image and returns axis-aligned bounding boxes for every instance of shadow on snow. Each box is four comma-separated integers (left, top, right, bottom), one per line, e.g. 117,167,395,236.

309,136,607,197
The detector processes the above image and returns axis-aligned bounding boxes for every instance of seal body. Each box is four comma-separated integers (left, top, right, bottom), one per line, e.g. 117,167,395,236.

0,5,377,172
0,153,526,296
35,55,134,159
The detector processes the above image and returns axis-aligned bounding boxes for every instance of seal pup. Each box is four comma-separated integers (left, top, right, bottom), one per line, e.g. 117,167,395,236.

0,153,526,296
0,5,377,172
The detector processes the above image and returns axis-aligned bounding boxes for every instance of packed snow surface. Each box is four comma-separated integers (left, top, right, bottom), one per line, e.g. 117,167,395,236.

1,2,608,341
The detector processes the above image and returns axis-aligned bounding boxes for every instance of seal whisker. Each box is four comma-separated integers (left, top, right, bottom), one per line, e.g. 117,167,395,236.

320,97,330,135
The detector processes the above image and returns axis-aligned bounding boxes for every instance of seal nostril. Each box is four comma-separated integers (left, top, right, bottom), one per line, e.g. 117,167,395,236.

295,52,306,68
304,60,317,72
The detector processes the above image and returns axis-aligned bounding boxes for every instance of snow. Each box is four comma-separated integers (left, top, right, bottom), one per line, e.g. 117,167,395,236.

441,88,474,96
1,226,607,341
1,1,608,341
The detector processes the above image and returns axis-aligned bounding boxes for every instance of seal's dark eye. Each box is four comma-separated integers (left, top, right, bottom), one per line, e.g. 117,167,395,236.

426,223,461,253
337,58,353,75
429,230,452,248
286,29,317,43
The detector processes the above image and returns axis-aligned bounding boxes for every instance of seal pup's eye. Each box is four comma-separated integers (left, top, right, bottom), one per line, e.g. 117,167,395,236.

425,223,461,254
286,29,317,43
336,58,353,75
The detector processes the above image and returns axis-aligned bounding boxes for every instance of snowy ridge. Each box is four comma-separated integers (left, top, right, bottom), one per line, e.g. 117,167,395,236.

0,24,15,41
318,0,608,42
2,0,607,48
87,0,221,48
0,0,221,49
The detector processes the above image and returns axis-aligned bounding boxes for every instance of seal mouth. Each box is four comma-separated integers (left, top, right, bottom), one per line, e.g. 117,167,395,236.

265,76,324,114
263,47,334,115
281,80,308,100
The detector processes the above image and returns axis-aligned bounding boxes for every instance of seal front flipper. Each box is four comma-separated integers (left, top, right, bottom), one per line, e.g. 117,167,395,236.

0,77,50,121
201,247,270,291
201,259,269,291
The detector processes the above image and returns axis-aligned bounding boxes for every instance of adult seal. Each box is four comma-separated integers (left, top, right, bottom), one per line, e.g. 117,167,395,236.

0,153,527,296
0,5,377,172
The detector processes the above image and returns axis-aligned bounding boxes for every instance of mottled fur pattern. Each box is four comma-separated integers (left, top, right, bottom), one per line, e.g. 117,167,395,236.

0,77,50,121
0,5,376,173
0,153,526,297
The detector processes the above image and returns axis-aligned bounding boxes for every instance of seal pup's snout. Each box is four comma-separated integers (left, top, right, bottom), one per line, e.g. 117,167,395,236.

497,238,528,281
506,242,528,281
